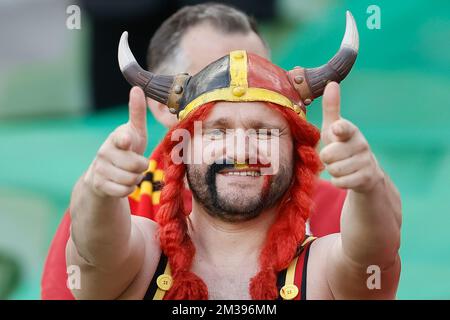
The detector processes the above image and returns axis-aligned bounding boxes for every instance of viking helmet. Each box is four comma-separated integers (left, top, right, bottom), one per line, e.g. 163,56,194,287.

118,11,359,121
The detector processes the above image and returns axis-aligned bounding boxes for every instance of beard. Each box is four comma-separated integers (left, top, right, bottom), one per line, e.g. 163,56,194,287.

186,160,293,223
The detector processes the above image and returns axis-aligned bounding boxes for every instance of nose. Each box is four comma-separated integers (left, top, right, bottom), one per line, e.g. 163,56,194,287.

224,128,250,165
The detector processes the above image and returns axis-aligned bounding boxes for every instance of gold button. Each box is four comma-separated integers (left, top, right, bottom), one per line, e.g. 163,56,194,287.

232,86,246,97
156,274,173,291
293,104,302,114
233,51,244,59
280,284,299,300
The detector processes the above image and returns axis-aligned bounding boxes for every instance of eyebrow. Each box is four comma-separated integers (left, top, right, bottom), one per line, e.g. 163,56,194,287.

204,117,284,130
203,117,233,128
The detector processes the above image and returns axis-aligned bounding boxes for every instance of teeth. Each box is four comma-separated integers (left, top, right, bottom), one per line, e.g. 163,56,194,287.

223,171,261,177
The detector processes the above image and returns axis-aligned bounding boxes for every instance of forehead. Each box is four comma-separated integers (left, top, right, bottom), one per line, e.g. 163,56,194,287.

181,22,269,74
204,101,288,128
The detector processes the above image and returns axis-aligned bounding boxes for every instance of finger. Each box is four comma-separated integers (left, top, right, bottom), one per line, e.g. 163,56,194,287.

330,169,371,190
325,152,369,178
322,82,341,132
331,119,358,142
108,148,149,173
96,161,144,187
98,142,149,173
98,179,136,198
129,86,147,137
319,139,368,164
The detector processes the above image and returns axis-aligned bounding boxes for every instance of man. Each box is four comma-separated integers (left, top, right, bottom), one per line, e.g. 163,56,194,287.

66,10,401,298
41,3,345,299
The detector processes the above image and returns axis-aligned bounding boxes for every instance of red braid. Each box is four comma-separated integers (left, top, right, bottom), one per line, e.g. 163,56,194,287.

156,103,213,299
156,102,322,300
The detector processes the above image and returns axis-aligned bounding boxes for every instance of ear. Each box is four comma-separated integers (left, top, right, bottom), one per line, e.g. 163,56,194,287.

146,98,178,129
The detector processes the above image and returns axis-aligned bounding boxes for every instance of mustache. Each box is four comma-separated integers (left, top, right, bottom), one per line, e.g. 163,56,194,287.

208,159,271,173
205,159,275,192
206,162,234,183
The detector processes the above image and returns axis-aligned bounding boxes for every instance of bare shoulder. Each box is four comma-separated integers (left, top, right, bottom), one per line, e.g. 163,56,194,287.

306,234,338,299
132,215,160,250
117,216,162,299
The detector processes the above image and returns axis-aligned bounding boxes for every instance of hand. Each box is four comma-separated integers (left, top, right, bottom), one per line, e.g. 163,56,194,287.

319,82,384,193
84,86,149,198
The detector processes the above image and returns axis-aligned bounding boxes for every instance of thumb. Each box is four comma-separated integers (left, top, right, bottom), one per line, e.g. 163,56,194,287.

322,82,341,132
128,86,147,138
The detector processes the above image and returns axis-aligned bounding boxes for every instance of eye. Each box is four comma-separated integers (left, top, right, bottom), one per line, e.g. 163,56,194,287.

255,129,279,140
205,128,226,140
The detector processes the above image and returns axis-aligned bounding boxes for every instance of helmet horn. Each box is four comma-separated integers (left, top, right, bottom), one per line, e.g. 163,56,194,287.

118,31,190,112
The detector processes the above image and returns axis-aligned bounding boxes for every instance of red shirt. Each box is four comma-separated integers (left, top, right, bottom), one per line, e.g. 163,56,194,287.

40,144,345,299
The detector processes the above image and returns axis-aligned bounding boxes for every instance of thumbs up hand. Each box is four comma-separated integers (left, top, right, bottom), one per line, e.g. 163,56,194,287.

84,87,150,198
319,82,383,193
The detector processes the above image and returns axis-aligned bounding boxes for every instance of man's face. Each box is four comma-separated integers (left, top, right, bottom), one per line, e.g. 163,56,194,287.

186,102,294,222
148,23,269,128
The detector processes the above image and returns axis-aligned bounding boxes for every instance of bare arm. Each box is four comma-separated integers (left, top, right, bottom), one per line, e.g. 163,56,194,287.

66,87,155,299
318,82,401,299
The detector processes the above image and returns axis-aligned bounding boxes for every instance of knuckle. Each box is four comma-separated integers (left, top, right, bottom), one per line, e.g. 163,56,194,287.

92,176,104,191
92,160,106,176
361,171,371,185
96,144,110,159
91,159,101,174
362,152,373,166
357,138,369,152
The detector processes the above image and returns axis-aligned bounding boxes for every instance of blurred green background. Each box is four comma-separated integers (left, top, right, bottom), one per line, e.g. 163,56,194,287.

0,0,449,299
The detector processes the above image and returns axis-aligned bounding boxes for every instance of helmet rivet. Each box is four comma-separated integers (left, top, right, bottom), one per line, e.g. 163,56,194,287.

173,85,183,94
232,86,246,97
304,98,312,106
294,75,304,84
233,52,244,59
168,107,177,114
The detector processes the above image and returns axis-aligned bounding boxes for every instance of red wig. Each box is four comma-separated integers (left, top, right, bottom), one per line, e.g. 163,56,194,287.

156,102,322,300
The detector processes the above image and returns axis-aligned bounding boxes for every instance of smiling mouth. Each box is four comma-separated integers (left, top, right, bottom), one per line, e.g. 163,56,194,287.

218,164,263,177
219,170,262,177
